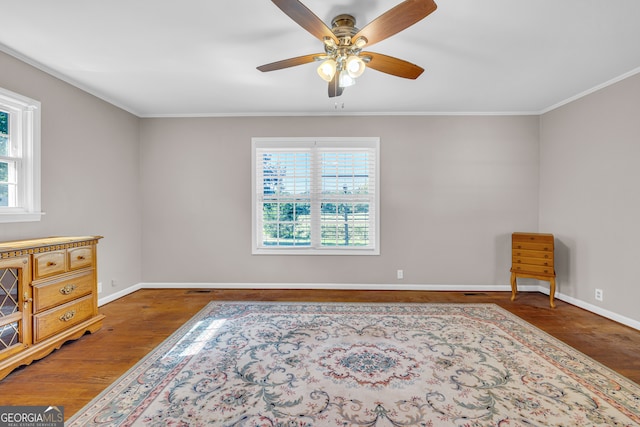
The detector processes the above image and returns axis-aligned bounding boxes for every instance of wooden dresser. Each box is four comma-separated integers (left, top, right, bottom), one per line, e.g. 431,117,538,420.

0,236,104,380
510,232,556,308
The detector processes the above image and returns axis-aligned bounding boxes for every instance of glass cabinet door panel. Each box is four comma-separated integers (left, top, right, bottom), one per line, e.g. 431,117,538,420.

0,267,19,316
0,258,28,360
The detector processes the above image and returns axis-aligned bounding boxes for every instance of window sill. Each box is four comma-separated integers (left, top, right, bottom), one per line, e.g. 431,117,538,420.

0,211,45,223
252,247,379,256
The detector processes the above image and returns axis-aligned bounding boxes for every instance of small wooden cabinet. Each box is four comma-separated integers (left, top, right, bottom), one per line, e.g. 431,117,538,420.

0,236,104,380
510,232,556,308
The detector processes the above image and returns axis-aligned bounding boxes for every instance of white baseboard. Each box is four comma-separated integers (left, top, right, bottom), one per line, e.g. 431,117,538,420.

99,282,640,332
98,283,143,306
555,292,640,331
140,282,522,291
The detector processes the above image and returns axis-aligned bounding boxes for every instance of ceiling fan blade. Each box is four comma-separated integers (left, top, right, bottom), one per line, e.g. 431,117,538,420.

362,52,424,79
271,0,338,43
352,0,437,47
328,73,344,98
257,53,323,72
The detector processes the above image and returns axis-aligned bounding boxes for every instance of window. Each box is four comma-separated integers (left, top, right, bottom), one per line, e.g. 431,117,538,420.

252,137,379,255
0,87,41,223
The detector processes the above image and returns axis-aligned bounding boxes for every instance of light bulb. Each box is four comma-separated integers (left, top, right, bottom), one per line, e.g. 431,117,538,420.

354,36,368,49
317,59,337,82
338,70,356,88
323,36,337,49
345,55,365,78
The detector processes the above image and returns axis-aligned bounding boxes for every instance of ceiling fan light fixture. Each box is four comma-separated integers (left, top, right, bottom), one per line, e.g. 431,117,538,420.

338,69,356,88
354,36,368,49
345,55,366,78
323,36,337,49
317,59,337,82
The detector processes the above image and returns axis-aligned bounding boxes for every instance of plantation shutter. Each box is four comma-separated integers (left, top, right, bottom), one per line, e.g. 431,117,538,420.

253,138,379,255
0,109,20,208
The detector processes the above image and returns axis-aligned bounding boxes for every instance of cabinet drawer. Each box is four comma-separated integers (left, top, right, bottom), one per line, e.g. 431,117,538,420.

68,247,93,271
512,233,554,244
32,271,94,313
511,263,555,276
512,249,553,260
512,256,553,267
512,241,553,251
33,295,94,343
34,251,67,279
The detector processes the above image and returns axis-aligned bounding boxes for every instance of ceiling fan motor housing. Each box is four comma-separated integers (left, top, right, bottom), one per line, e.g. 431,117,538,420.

331,14,358,39
326,14,365,65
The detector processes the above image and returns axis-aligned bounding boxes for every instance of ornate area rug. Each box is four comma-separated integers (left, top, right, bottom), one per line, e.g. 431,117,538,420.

68,303,640,426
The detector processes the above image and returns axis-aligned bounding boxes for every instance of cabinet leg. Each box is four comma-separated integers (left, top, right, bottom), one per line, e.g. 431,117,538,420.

549,277,556,308
510,272,517,301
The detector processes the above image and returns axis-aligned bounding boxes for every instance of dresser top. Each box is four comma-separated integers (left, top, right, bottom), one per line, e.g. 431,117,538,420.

0,236,103,256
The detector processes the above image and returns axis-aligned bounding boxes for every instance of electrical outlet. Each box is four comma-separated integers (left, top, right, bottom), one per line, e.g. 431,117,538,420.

111,279,118,287
97,282,103,293
595,288,603,302
397,269,404,280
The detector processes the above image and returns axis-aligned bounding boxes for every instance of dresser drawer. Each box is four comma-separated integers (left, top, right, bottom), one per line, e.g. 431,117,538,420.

33,295,94,343
512,233,554,244
68,247,93,271
512,241,553,251
512,249,553,260
512,256,553,267
33,251,67,279
32,271,94,313
511,263,554,276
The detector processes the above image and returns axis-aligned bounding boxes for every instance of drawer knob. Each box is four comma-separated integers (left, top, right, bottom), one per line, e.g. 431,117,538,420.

59,284,77,295
59,310,76,322
46,261,57,267
77,255,85,260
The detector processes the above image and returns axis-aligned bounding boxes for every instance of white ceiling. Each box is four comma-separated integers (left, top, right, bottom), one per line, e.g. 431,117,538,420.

1,0,640,117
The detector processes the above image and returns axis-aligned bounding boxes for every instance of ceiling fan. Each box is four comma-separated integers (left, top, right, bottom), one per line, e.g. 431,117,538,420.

257,0,438,97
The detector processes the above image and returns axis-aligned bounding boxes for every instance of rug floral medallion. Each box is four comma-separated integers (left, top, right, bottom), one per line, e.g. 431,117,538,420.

68,303,640,426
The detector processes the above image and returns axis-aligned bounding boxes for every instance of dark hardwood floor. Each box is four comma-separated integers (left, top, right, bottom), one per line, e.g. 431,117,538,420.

1,289,639,421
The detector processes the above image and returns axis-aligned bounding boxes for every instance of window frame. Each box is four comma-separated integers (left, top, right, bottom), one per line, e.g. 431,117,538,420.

0,87,42,223
252,137,380,256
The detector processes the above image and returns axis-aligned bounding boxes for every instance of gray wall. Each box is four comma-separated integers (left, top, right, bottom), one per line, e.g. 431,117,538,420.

0,51,142,295
539,72,640,323
139,115,539,285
